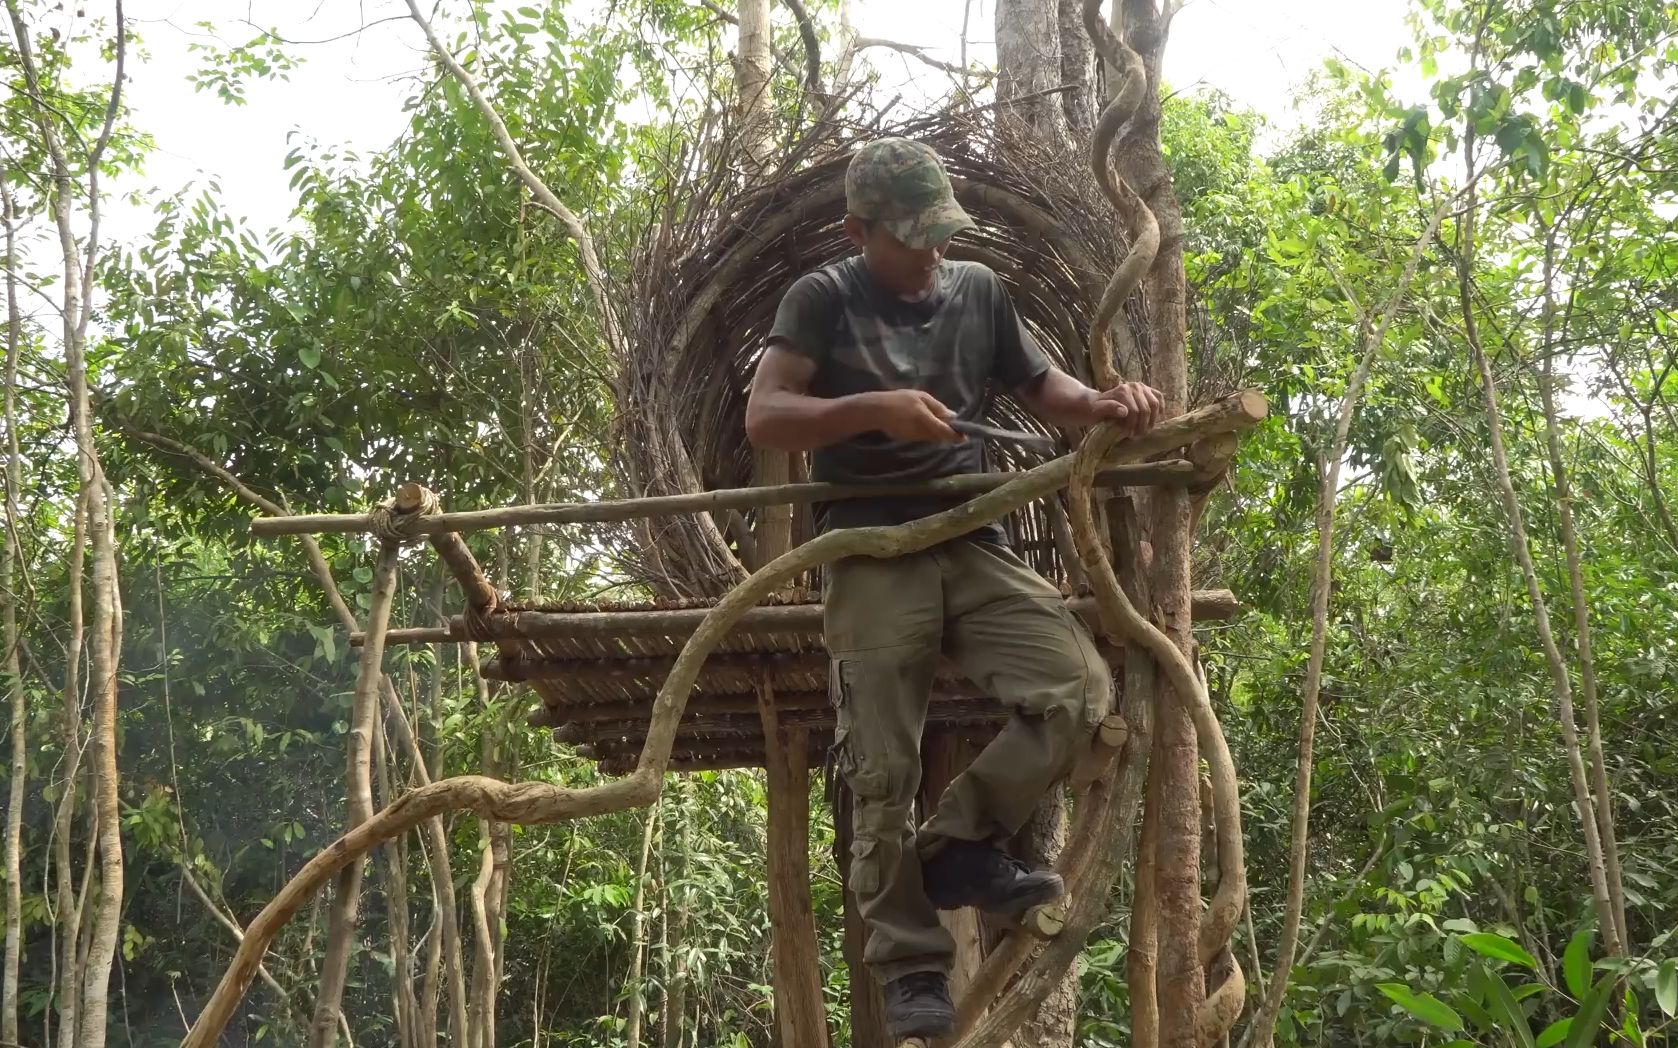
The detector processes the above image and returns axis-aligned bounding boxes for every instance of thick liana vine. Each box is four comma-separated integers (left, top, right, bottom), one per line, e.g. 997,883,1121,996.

1065,0,1250,1042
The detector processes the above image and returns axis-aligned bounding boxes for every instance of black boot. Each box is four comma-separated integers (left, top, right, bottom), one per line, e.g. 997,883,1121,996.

883,970,955,1039
922,839,1064,918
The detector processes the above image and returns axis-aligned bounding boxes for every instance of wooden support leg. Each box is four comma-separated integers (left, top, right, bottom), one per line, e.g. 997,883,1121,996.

836,781,895,1048
761,686,830,1048
921,733,992,1000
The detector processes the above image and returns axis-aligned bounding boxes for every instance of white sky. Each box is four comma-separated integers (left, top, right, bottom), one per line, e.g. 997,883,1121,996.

97,0,1417,247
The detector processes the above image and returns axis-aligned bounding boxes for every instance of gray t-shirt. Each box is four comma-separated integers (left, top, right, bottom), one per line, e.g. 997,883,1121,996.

767,256,1051,537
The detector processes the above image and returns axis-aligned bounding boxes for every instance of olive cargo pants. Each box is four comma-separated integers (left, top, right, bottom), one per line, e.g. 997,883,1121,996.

824,537,1113,981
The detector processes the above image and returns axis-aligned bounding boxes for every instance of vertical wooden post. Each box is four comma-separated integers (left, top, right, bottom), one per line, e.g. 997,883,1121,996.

752,449,795,568
758,680,830,1047
836,781,895,1048
920,732,992,1000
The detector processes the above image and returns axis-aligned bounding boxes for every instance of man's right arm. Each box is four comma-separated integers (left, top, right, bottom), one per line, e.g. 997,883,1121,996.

745,343,962,452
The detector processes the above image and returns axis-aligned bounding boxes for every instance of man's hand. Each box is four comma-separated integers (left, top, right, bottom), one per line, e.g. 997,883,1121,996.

1089,381,1164,437
862,389,962,443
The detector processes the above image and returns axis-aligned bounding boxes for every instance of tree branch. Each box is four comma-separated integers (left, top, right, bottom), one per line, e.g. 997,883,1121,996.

852,36,986,78
402,0,623,350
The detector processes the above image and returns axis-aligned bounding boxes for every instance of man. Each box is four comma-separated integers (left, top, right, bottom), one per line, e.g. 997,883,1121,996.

744,136,1163,1040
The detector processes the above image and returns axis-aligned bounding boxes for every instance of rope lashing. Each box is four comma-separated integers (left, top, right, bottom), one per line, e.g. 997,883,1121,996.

463,599,500,642
367,486,442,546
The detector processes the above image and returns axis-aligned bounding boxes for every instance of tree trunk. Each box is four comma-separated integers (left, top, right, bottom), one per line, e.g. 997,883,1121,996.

1128,751,1162,1048
662,780,691,1048
736,0,775,171
1118,2,1203,1042
625,803,662,1048
988,6,1091,1039
1012,792,1078,1045
2,3,131,1040
996,0,1072,147
1,166,24,1048
1057,0,1096,140
78,501,122,1048
310,541,405,1046
1537,229,1630,953
1456,142,1622,957
52,491,87,1048
375,717,418,1048
761,715,828,1047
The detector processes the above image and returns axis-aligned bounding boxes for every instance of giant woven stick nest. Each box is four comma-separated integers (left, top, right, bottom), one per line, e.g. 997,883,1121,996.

609,108,1140,599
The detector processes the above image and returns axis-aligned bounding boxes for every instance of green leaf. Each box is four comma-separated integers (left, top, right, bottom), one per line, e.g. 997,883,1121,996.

1461,933,1538,969
1562,926,1594,998
1376,983,1465,1031
1563,977,1616,1048
299,344,322,370
1657,959,1677,1017
1472,963,1536,1048
1536,1019,1571,1048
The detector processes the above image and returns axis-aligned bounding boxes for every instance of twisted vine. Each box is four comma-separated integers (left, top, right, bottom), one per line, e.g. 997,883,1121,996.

1058,2,1250,1043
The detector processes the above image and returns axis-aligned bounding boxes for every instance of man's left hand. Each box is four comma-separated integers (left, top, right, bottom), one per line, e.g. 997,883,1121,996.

1089,381,1164,436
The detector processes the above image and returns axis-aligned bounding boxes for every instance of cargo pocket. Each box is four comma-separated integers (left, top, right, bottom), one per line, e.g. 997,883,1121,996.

849,835,880,896
831,657,892,800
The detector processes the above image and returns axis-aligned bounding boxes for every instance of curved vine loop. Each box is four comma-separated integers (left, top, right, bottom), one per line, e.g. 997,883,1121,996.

1060,1,1250,1043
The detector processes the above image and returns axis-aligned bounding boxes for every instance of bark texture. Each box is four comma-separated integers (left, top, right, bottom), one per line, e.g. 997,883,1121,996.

2,4,127,1043
996,0,1071,146
1,165,23,1048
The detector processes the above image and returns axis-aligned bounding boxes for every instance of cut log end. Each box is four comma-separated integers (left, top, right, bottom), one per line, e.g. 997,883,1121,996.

1232,387,1269,421
1072,714,1130,790
1020,897,1069,940
394,482,434,513
526,704,563,729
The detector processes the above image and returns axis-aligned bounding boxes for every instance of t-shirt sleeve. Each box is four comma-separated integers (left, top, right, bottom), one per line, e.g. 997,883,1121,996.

767,272,840,363
988,269,1052,390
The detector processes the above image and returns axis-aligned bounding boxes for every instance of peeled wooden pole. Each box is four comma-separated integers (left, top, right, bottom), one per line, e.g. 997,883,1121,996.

357,588,1241,647
252,462,1199,537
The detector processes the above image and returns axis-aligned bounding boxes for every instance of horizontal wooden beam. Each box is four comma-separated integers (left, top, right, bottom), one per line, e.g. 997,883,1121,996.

356,589,1240,647
488,650,834,684
252,461,1198,538
548,694,1000,739
529,690,836,728
555,703,1006,745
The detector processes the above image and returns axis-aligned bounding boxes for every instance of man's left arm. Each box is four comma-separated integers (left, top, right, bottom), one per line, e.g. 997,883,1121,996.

1015,367,1164,437
984,268,1163,436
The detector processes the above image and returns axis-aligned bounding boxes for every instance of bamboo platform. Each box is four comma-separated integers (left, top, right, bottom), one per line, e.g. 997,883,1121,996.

279,452,1244,774
374,586,1231,772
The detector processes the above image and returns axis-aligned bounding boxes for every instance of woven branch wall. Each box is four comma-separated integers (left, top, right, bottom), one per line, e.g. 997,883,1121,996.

613,111,1131,598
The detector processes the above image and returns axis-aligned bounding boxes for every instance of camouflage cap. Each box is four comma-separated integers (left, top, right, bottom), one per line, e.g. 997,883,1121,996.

845,137,976,250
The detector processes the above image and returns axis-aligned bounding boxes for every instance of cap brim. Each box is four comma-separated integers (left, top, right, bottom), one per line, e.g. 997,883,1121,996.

885,200,976,250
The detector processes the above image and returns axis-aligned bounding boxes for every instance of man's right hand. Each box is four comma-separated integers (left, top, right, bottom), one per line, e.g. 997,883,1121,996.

863,389,962,444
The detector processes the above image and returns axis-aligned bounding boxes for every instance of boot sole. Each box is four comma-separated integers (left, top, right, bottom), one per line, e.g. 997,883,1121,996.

889,1006,955,1040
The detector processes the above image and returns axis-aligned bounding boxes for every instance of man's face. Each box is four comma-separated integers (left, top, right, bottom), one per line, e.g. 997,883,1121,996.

844,214,952,298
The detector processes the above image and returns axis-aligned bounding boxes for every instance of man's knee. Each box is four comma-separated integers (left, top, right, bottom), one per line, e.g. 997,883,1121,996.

1022,616,1114,730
